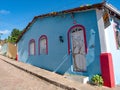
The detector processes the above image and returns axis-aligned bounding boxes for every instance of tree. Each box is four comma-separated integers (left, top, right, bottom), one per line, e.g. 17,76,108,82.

7,28,22,43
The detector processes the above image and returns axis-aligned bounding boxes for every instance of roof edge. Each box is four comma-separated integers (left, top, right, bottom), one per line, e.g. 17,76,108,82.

16,2,120,43
104,3,120,16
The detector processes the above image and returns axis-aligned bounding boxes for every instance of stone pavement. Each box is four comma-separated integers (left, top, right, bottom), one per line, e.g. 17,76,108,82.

0,55,120,90
0,58,64,90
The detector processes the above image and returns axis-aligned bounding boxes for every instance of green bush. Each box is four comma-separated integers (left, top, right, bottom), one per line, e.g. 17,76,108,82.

91,74,104,86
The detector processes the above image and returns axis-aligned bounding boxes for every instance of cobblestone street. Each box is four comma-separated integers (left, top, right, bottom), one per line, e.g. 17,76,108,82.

0,59,63,90
1,56,120,90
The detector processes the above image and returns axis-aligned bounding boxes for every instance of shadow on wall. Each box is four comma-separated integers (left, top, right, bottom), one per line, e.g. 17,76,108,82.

26,53,72,75
18,48,27,62
86,29,101,78
53,53,71,74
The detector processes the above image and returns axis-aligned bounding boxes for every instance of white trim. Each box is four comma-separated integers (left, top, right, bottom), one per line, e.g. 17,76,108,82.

105,3,120,16
96,9,108,52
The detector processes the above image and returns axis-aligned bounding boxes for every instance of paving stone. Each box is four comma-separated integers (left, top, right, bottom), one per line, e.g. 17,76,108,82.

0,55,120,90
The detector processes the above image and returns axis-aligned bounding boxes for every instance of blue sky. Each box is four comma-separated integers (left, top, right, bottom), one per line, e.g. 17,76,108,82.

0,0,120,40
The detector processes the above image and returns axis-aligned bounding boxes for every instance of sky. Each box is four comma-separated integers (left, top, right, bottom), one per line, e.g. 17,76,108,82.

0,0,120,40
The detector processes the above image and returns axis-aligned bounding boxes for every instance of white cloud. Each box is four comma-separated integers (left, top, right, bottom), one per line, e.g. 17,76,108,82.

0,30,10,35
0,10,10,14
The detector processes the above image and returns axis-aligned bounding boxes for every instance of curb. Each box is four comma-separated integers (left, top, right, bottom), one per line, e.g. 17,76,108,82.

0,56,78,90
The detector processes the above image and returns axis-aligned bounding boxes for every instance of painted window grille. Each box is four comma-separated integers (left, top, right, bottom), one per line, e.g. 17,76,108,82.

29,39,36,55
67,24,87,54
38,35,48,55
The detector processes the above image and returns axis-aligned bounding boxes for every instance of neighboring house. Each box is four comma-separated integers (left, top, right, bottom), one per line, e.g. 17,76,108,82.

16,2,120,88
0,42,17,59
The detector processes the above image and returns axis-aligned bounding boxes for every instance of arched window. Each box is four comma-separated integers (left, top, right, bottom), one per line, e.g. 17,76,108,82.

67,24,87,54
29,39,36,55
38,35,48,55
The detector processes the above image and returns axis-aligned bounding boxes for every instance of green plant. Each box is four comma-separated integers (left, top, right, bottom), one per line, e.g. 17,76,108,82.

91,74,104,86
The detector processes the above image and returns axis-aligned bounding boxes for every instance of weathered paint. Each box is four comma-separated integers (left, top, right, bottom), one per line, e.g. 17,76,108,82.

16,3,120,87
67,24,87,55
17,9,101,78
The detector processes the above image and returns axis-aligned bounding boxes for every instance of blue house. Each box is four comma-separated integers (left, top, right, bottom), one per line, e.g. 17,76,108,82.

17,2,120,87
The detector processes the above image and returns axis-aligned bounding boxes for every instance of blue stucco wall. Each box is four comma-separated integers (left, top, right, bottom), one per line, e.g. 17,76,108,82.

17,10,101,78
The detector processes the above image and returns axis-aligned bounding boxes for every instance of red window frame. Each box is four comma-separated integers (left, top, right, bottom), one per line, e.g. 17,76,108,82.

28,39,36,56
38,35,48,55
67,24,87,54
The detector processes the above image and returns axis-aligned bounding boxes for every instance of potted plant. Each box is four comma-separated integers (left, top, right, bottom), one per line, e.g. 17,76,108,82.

91,74,104,86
